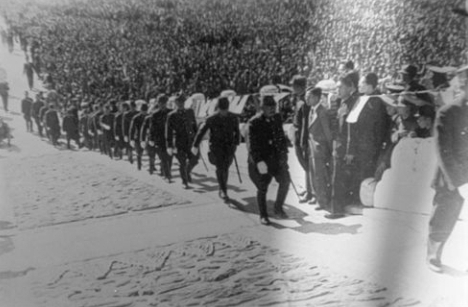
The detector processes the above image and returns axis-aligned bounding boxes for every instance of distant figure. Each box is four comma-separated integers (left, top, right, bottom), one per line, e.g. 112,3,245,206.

45,104,61,145
62,109,81,149
0,117,11,146
21,91,34,132
23,61,35,90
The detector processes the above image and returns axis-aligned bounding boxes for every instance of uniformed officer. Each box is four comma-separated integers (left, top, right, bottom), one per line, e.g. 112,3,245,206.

100,104,115,159
79,107,92,150
192,97,240,201
140,103,157,174
129,103,148,170
38,102,50,139
113,102,128,160
166,94,199,188
123,101,139,164
427,65,468,272
247,95,291,225
147,94,173,179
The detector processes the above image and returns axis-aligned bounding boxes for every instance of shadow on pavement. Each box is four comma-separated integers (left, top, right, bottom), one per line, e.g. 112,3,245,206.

190,172,248,194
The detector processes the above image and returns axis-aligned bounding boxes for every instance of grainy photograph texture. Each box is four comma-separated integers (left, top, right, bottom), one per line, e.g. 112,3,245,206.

0,0,467,306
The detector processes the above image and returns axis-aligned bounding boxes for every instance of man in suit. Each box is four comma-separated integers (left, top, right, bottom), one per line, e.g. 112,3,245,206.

45,104,61,146
328,71,360,218
32,92,45,137
427,65,468,272
247,95,291,225
100,104,115,159
21,91,34,132
192,97,240,201
113,102,128,159
292,75,316,204
166,94,199,188
148,94,173,181
62,108,81,149
307,87,333,211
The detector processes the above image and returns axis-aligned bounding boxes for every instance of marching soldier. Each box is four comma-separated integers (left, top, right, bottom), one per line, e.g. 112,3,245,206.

192,97,240,201
100,104,115,159
39,101,50,139
247,95,291,225
123,101,138,164
166,94,199,188
140,103,156,174
427,65,468,272
79,107,92,150
113,102,128,159
147,94,173,181
129,103,148,170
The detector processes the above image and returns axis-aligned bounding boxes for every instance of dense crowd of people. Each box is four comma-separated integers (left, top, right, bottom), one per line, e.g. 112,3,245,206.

1,0,467,273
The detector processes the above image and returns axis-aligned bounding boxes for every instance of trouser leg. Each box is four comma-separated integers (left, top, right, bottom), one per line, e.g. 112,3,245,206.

248,161,272,218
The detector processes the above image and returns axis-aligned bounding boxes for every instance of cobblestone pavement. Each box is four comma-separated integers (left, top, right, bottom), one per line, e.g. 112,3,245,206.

4,152,189,230
28,233,420,307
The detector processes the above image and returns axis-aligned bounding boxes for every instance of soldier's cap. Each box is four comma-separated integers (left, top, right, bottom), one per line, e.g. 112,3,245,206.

385,83,405,94
261,95,277,107
290,75,307,88
415,105,436,119
306,86,322,97
157,94,168,104
398,64,418,78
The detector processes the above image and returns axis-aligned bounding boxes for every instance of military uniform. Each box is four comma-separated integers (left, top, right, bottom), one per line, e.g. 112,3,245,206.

247,112,290,220
113,111,125,159
100,112,115,159
166,108,198,186
123,109,139,163
193,111,240,198
148,107,172,180
129,112,147,170
140,113,155,173
427,101,468,270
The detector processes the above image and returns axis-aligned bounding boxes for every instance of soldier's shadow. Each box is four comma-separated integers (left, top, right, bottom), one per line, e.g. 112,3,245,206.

190,172,248,193
0,143,21,153
229,197,361,235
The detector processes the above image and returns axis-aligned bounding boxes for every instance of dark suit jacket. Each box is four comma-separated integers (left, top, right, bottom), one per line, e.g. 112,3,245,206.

308,104,333,158
433,103,468,189
166,108,197,150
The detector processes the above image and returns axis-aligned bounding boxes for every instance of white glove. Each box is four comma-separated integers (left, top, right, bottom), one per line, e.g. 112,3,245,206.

115,136,119,141
458,183,468,200
140,141,146,148
167,148,173,156
124,136,128,142
191,146,199,156
149,141,155,147
130,140,135,148
102,124,110,130
98,130,103,135
257,161,268,175
173,147,178,155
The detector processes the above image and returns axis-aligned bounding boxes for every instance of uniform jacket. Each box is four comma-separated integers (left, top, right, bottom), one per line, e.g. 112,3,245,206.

129,113,146,142
247,113,289,168
45,109,60,131
293,95,309,148
193,111,240,150
123,110,138,140
62,114,79,136
433,102,468,189
148,108,171,147
166,108,197,150
308,103,333,157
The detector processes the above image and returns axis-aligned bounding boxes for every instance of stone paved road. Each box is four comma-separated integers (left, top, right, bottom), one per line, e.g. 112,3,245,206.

29,233,420,307
4,152,189,230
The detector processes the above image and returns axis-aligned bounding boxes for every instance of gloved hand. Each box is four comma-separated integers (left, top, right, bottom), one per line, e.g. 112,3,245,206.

140,141,146,148
149,141,155,147
257,161,268,175
124,136,128,142
191,146,199,156
130,140,135,148
167,147,173,156
115,136,119,141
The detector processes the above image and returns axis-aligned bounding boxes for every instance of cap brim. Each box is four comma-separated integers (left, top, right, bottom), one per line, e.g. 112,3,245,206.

456,64,468,74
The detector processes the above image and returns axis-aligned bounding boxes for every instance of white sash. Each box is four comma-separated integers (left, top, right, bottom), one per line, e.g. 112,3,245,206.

346,96,370,123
